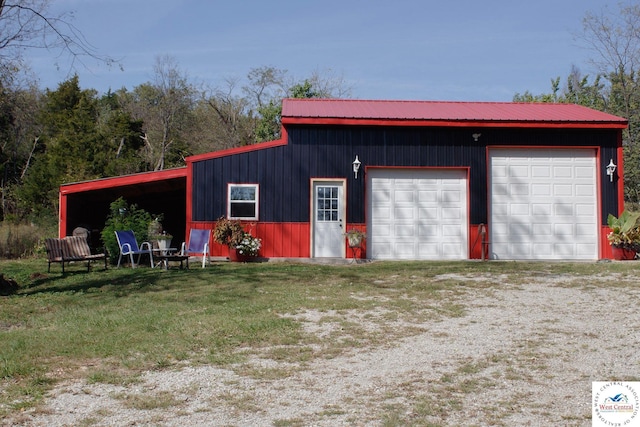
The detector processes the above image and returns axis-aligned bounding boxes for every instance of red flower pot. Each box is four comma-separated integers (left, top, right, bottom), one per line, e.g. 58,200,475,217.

228,248,254,262
612,246,637,260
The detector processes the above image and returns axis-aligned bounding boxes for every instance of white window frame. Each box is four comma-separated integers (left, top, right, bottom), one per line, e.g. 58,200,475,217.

227,183,259,220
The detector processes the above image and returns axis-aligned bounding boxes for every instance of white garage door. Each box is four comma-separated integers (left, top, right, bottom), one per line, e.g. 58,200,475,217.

490,149,598,260
367,168,468,260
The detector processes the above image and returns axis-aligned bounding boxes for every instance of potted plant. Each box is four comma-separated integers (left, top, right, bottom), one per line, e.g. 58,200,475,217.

213,217,261,261
235,233,262,260
148,217,172,253
154,232,173,253
607,210,640,260
345,228,366,248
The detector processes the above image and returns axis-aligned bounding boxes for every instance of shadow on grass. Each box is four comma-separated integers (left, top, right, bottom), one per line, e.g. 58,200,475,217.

14,261,278,298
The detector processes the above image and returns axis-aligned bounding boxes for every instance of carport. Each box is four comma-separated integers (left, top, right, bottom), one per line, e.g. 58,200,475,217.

59,168,187,249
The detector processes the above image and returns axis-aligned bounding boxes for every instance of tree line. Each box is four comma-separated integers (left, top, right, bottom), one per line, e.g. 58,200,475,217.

2,1,640,227
0,55,350,224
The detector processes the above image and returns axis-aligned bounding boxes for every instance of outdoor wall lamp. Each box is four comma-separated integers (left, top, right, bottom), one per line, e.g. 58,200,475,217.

352,155,362,179
606,159,617,182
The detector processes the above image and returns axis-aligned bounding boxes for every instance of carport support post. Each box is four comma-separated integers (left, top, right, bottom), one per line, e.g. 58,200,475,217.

59,192,67,238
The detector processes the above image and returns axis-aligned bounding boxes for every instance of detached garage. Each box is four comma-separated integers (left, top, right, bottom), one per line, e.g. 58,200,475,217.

59,98,628,262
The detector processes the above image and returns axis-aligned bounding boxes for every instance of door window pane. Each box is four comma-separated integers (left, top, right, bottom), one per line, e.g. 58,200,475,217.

317,186,339,222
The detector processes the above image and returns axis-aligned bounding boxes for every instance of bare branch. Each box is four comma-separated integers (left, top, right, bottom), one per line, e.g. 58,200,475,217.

20,135,38,179
0,1,118,75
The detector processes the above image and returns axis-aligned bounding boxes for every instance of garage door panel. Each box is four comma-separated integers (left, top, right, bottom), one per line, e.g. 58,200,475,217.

372,205,391,220
510,184,529,195
576,224,595,236
575,166,595,178
531,184,551,196
532,204,552,215
533,243,553,257
372,224,391,237
395,190,414,202
419,224,438,236
577,244,598,256
418,207,438,220
368,168,468,260
442,191,461,202
442,207,462,219
509,165,530,178
395,224,416,236
490,148,597,260
442,244,465,258
553,166,573,178
395,207,415,220
532,224,552,236
511,204,529,215
532,166,551,177
419,191,438,202
553,185,573,196
395,245,416,257
575,185,594,196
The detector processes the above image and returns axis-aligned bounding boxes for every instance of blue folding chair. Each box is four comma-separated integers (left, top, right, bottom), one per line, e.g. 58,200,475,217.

181,229,211,268
114,230,154,268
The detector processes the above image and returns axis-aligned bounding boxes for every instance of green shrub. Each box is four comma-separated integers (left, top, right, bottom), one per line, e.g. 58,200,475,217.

101,198,154,264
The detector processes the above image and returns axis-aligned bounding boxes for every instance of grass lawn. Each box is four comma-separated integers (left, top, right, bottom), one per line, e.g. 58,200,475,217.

0,257,638,421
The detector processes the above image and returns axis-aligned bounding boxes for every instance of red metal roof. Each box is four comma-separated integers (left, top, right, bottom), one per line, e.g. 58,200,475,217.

59,167,187,194
281,99,628,128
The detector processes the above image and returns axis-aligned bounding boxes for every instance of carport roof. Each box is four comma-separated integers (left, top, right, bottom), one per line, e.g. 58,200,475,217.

281,99,628,128
60,167,186,195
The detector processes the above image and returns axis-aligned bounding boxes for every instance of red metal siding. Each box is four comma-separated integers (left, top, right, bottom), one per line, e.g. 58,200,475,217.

186,220,311,258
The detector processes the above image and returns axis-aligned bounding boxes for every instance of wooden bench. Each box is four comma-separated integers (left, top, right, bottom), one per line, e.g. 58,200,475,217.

45,236,107,273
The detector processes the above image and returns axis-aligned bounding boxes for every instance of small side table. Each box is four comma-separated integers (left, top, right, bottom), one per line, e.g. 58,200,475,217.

155,253,189,270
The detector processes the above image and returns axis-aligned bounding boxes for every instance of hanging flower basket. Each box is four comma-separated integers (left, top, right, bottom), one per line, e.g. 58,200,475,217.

345,229,366,248
213,217,261,262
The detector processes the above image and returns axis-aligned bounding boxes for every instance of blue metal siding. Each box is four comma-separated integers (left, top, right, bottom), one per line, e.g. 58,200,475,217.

191,126,619,225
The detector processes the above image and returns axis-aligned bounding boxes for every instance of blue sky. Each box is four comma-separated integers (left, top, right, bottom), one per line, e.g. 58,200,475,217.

29,0,616,101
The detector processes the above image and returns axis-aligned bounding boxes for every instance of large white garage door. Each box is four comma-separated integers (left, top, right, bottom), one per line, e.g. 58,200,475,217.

367,168,468,260
490,149,598,260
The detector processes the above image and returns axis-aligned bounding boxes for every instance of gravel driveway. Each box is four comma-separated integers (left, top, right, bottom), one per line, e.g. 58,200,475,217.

8,271,640,426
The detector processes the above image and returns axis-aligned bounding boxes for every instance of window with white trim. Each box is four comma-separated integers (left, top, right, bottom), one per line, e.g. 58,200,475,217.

227,184,259,220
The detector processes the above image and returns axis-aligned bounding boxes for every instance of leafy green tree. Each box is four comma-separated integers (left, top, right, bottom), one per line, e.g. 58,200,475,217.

15,76,144,221
246,67,352,142
0,78,42,221
96,90,145,176
15,76,100,220
39,75,102,181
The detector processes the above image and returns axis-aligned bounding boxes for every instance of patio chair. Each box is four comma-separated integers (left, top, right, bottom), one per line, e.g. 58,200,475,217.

114,230,154,268
181,228,211,268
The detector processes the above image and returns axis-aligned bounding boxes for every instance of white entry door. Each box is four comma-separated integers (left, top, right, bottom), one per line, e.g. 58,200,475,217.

312,181,345,258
